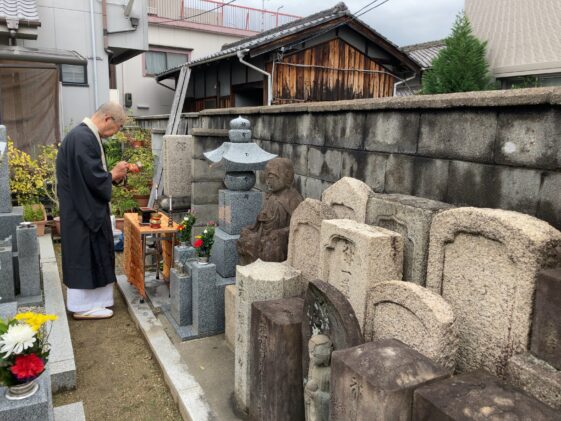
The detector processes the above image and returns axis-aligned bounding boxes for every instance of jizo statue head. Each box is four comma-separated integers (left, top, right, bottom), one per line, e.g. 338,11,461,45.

308,334,333,367
265,157,294,193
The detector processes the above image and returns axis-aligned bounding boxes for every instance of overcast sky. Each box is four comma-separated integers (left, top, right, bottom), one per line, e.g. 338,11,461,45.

239,0,464,46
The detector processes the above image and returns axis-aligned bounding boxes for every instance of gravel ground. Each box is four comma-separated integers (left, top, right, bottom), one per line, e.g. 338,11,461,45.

51,242,182,421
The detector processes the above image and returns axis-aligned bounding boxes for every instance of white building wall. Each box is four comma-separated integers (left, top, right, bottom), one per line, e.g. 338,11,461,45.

20,0,147,130
117,25,243,116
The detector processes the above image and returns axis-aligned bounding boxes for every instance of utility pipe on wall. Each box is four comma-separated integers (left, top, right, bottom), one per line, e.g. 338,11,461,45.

393,74,417,97
89,0,99,109
237,49,272,106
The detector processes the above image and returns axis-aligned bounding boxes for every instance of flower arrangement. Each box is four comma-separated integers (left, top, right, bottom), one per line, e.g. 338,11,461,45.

0,312,57,386
177,211,197,244
193,222,215,258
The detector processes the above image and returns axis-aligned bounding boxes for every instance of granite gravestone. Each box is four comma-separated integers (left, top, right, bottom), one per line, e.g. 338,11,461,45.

330,339,450,421
427,207,561,376
363,280,458,370
0,126,23,249
302,280,364,387
249,297,305,421
318,219,403,329
16,222,41,298
321,177,372,223
204,116,275,278
286,199,337,284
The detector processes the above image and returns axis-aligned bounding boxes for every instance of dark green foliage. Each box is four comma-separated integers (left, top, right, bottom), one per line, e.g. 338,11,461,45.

422,13,493,94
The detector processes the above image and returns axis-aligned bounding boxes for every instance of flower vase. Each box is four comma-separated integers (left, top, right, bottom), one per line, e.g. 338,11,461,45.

5,378,40,400
198,255,209,264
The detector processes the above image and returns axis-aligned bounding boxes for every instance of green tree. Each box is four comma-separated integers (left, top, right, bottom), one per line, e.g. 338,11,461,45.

422,13,493,94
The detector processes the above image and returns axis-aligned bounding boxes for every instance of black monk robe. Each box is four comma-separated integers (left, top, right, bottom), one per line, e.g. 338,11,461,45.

56,123,117,289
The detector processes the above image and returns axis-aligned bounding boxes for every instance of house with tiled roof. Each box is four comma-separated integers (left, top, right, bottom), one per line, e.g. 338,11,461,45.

156,2,421,111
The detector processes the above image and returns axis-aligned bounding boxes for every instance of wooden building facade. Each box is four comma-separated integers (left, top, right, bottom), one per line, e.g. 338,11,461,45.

157,3,420,111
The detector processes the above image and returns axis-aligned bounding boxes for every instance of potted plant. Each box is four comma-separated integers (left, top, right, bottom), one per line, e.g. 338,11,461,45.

36,144,59,235
193,222,215,263
23,203,47,236
0,311,57,399
111,187,137,230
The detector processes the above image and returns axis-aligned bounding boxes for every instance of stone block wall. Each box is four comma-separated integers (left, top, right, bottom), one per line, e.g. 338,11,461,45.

135,87,561,231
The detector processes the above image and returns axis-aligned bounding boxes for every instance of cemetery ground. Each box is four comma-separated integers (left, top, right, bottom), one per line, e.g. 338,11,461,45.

51,243,182,421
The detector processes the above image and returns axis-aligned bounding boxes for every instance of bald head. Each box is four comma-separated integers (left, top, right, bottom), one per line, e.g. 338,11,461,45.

91,101,126,138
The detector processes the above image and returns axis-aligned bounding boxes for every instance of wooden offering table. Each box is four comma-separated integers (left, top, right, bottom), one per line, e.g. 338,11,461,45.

122,212,177,299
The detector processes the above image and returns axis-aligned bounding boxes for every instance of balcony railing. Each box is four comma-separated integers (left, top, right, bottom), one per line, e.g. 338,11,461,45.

149,0,301,32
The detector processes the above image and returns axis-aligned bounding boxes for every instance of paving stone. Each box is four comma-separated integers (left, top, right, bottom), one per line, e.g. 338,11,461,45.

413,370,560,420
330,339,450,421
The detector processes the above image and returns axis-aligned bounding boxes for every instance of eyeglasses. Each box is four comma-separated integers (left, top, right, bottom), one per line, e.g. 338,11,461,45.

109,116,124,130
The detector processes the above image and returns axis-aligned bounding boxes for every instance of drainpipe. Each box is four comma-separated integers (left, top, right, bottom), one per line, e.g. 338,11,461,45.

89,0,99,109
393,74,417,97
237,49,272,106
101,0,112,54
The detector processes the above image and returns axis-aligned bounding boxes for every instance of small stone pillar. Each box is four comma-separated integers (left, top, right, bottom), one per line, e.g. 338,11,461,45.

191,261,222,335
170,267,192,327
0,237,14,302
16,222,41,297
249,297,304,421
330,339,450,420
414,370,560,420
234,260,303,414
0,370,55,421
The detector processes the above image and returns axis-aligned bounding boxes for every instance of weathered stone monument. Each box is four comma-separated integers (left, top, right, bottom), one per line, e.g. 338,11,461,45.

234,260,303,413
363,280,458,370
301,280,363,421
0,126,23,249
238,157,303,265
366,193,452,284
426,207,561,375
249,297,304,421
204,116,274,278
318,219,403,329
287,199,337,283
413,370,559,420
330,339,450,421
162,134,192,201
321,177,371,223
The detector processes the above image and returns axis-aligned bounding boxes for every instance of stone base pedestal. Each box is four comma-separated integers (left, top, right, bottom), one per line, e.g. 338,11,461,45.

249,297,304,421
0,207,23,250
210,228,239,278
166,262,235,341
219,190,263,235
0,372,54,421
16,224,40,297
506,353,561,411
0,238,14,302
330,339,450,421
170,268,192,326
414,370,559,420
234,261,303,413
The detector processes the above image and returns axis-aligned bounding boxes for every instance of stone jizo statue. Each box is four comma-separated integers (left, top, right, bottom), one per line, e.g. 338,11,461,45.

237,157,303,265
305,334,333,421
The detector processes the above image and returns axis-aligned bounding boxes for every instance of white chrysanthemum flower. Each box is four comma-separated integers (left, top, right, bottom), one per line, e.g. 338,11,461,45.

203,229,207,234
0,323,36,357
184,216,188,220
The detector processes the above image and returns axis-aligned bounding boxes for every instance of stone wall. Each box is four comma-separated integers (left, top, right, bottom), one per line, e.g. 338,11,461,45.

135,87,561,230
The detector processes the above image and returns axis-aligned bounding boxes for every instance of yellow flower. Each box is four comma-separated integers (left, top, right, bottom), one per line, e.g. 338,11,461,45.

195,235,202,239
14,312,58,331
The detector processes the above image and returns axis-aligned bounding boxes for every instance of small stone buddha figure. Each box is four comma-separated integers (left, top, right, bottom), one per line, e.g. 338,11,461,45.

237,157,303,265
305,334,333,421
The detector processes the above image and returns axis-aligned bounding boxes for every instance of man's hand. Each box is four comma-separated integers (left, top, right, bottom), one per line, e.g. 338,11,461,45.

111,161,128,182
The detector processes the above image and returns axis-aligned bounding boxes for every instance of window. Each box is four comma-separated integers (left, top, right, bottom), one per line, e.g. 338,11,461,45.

60,64,87,85
144,50,190,76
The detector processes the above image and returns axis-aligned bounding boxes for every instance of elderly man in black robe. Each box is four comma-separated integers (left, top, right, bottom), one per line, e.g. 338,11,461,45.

56,102,128,319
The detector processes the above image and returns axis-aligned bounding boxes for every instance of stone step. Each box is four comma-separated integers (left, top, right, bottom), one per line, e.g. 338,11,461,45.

53,402,85,421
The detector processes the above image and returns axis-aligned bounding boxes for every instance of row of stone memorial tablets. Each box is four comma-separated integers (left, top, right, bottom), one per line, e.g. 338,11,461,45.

287,176,561,380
